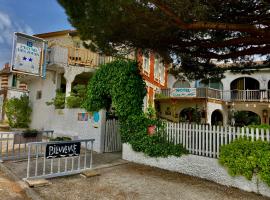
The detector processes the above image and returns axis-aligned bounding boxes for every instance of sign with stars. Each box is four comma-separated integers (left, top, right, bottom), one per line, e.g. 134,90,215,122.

11,32,47,77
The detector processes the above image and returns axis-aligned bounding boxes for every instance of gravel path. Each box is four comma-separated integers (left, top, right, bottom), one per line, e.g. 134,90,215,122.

0,170,29,200
33,162,270,200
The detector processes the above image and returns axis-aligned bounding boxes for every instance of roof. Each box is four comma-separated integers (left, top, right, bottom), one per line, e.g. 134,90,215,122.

0,64,11,75
34,29,77,38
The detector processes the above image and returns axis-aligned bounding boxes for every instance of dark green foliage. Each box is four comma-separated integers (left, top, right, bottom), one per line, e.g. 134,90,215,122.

22,129,39,138
179,106,201,123
46,89,65,109
83,59,188,157
66,84,87,108
83,60,146,119
5,95,32,128
219,138,270,186
50,136,72,141
58,0,270,80
247,124,270,131
234,111,260,127
123,114,188,157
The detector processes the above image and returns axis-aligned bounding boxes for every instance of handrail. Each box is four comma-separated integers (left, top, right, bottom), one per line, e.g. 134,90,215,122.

156,88,270,102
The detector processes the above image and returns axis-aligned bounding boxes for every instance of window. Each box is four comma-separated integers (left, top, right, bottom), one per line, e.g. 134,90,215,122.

143,51,150,74
154,55,160,80
198,80,223,90
12,74,17,87
173,80,190,88
160,63,165,84
36,90,42,100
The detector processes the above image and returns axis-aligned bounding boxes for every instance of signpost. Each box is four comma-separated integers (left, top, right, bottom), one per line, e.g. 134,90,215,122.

171,88,197,97
10,32,47,78
45,142,81,159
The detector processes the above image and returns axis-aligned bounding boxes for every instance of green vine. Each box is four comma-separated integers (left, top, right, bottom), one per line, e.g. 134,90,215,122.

83,59,187,157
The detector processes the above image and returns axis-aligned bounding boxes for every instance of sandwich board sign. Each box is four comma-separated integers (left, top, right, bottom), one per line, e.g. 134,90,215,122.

11,32,48,78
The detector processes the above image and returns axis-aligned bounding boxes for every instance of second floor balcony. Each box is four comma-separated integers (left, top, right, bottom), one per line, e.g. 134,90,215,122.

47,45,135,68
156,88,270,102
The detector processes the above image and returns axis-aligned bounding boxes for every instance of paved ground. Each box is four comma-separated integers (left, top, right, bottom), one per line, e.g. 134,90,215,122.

4,152,122,179
2,152,270,200
32,163,269,200
0,170,29,200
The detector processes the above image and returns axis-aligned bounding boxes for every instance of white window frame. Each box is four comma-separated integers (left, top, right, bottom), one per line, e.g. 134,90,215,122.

154,55,160,81
143,51,150,75
159,62,165,85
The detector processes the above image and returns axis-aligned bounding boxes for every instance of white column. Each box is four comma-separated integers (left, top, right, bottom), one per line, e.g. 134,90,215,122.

65,80,72,97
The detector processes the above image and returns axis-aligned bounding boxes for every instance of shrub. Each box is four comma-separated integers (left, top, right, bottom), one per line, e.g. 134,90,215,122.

49,136,72,141
66,84,87,108
219,137,270,186
233,111,260,127
46,89,65,109
247,124,270,131
5,95,32,128
22,129,39,138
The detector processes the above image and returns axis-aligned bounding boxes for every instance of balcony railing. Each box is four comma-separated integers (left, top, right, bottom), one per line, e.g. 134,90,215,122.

156,88,270,102
48,45,135,68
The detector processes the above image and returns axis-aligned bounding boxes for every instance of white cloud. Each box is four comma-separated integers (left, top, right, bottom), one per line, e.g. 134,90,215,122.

0,11,34,67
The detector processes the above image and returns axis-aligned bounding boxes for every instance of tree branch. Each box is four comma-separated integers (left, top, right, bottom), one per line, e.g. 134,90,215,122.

151,0,270,37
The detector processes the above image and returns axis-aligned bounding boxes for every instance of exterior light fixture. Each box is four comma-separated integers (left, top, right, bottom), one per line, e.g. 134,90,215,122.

253,104,256,108
263,109,268,117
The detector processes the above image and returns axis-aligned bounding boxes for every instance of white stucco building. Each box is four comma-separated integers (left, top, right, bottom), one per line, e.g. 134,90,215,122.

156,67,270,126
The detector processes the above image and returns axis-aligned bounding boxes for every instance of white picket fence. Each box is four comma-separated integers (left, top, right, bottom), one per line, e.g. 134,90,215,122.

165,122,270,158
104,119,122,152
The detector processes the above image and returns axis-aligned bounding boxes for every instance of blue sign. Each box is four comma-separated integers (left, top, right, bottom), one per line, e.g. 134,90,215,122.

93,112,100,123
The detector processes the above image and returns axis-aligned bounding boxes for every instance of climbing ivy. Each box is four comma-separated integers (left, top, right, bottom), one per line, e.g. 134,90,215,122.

83,60,187,157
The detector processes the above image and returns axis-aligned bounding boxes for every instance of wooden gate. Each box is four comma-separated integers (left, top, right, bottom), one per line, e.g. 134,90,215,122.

104,119,122,152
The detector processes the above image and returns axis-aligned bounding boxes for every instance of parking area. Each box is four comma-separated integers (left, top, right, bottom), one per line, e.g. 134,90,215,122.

0,170,29,200
18,162,270,200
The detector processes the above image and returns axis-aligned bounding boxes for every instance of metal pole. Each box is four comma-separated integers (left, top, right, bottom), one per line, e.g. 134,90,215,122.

26,143,31,179
84,141,87,169
35,144,38,176
90,141,93,169
43,144,46,175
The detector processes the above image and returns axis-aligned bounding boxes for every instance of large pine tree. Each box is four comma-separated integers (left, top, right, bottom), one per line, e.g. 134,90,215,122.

58,0,270,80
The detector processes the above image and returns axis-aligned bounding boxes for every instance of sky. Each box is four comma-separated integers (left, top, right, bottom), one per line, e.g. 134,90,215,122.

0,0,72,68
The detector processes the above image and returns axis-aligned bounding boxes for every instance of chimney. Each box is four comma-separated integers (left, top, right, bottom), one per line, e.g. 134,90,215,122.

4,63,9,69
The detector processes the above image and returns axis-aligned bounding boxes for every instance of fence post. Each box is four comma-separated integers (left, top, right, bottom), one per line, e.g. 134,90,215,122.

26,144,31,179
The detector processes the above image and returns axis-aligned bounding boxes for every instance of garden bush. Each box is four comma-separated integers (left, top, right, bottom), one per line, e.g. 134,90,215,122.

50,136,72,141
219,137,270,186
5,95,32,128
247,124,270,131
22,129,39,138
66,84,87,108
46,89,65,109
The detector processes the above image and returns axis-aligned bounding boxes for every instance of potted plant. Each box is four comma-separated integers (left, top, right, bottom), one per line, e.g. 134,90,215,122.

146,107,157,135
14,129,43,144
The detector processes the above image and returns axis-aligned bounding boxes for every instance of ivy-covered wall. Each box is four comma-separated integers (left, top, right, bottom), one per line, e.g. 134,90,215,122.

83,59,187,157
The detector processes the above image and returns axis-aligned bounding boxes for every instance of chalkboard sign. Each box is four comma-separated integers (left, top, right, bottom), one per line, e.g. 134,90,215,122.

45,142,81,159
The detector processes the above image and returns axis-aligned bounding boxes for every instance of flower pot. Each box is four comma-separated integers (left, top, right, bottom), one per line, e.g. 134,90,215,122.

147,125,156,135
13,132,43,144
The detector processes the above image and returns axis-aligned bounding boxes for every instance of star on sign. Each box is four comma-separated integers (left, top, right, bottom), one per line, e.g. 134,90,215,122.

29,58,33,62
23,56,27,61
